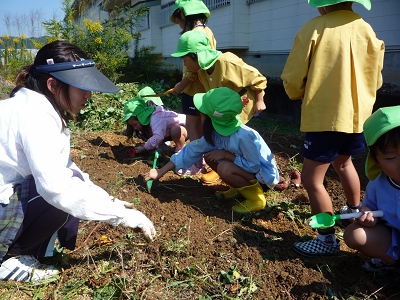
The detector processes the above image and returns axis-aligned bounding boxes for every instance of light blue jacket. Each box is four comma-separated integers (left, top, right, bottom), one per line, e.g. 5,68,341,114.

171,125,279,188
363,173,400,260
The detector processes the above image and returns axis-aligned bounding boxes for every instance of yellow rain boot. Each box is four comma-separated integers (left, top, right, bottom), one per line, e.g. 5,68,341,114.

201,170,220,183
215,186,239,200
232,180,266,213
216,179,257,200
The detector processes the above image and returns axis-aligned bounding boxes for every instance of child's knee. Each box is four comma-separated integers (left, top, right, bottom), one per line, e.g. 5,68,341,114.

343,224,366,249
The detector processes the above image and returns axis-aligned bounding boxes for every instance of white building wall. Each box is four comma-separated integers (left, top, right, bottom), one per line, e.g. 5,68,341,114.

359,0,399,51
138,6,163,54
74,0,108,26
77,0,400,84
206,5,235,49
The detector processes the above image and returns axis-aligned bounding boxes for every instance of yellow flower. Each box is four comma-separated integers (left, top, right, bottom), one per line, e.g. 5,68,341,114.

3,34,10,40
84,19,103,34
13,38,20,43
20,34,27,39
94,37,102,44
0,39,3,44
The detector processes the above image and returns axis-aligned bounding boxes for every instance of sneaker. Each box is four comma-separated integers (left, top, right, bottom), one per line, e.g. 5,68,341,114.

176,165,202,176
0,255,59,282
339,205,359,214
293,235,340,257
362,258,400,273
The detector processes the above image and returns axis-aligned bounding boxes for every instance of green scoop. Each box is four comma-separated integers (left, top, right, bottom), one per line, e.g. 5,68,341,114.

309,210,384,229
147,150,159,193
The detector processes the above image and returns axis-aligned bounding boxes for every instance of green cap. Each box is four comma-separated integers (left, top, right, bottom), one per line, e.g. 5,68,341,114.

137,86,164,106
308,0,371,10
170,0,210,24
193,87,243,136
122,97,156,125
171,31,221,70
364,106,400,180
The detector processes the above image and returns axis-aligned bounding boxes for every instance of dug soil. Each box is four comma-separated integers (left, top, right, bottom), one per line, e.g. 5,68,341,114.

64,112,399,299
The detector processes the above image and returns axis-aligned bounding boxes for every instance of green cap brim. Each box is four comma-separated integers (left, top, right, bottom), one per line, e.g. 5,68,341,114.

308,0,371,10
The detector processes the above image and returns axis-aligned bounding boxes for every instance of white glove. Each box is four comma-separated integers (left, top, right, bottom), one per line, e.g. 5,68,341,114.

121,209,156,241
111,197,135,209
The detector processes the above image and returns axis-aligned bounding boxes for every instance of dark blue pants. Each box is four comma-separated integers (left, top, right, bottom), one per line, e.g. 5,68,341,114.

7,171,81,258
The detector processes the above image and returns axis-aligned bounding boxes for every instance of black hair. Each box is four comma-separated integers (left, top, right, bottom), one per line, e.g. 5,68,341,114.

202,114,216,146
182,14,208,34
185,52,198,61
172,8,183,22
11,41,89,129
369,126,400,160
125,116,152,140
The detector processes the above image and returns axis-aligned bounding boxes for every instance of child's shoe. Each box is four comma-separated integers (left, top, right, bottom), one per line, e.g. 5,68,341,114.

293,234,340,257
362,258,400,273
339,203,360,214
0,255,59,282
201,170,220,183
339,203,361,223
232,180,266,213
176,165,202,176
215,186,239,200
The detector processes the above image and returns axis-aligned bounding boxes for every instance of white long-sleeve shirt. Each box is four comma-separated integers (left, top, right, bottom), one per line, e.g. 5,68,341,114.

0,88,126,225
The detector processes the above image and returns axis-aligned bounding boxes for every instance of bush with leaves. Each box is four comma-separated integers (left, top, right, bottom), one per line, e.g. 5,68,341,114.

0,34,36,82
72,82,181,132
42,0,148,81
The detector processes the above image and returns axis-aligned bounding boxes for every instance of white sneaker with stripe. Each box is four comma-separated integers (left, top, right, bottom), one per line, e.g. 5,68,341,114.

0,255,59,282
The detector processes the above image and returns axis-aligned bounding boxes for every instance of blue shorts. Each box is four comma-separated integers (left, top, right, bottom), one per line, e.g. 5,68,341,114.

181,93,200,116
300,132,366,163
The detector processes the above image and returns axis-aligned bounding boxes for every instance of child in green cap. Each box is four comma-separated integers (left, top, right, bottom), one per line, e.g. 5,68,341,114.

171,30,267,125
122,95,187,157
281,0,385,257
344,106,400,273
171,30,267,183
144,87,280,213
122,86,164,142
171,0,217,179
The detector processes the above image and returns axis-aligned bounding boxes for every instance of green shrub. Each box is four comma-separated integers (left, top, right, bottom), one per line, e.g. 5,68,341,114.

72,82,181,132
42,0,148,82
0,35,36,82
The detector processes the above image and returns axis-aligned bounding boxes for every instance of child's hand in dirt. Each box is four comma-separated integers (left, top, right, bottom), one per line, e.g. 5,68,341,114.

136,146,146,155
128,148,137,157
145,169,159,181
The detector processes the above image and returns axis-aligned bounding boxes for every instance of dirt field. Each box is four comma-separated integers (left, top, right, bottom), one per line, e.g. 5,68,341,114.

59,114,399,299
1,82,400,298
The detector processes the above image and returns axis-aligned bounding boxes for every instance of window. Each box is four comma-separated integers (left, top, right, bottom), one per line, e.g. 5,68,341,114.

159,0,231,27
246,0,266,3
159,1,176,28
137,11,150,31
203,0,231,10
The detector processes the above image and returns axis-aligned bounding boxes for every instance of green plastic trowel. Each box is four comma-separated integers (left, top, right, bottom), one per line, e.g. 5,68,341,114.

309,210,384,229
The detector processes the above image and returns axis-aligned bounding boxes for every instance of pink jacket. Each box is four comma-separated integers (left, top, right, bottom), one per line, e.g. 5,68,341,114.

144,106,186,150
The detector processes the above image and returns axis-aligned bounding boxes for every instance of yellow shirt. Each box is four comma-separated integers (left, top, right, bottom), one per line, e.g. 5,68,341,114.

182,26,217,96
198,52,267,124
281,11,384,133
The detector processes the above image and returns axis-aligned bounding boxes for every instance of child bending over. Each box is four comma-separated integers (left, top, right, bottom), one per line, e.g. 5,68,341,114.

144,87,279,213
122,96,187,156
